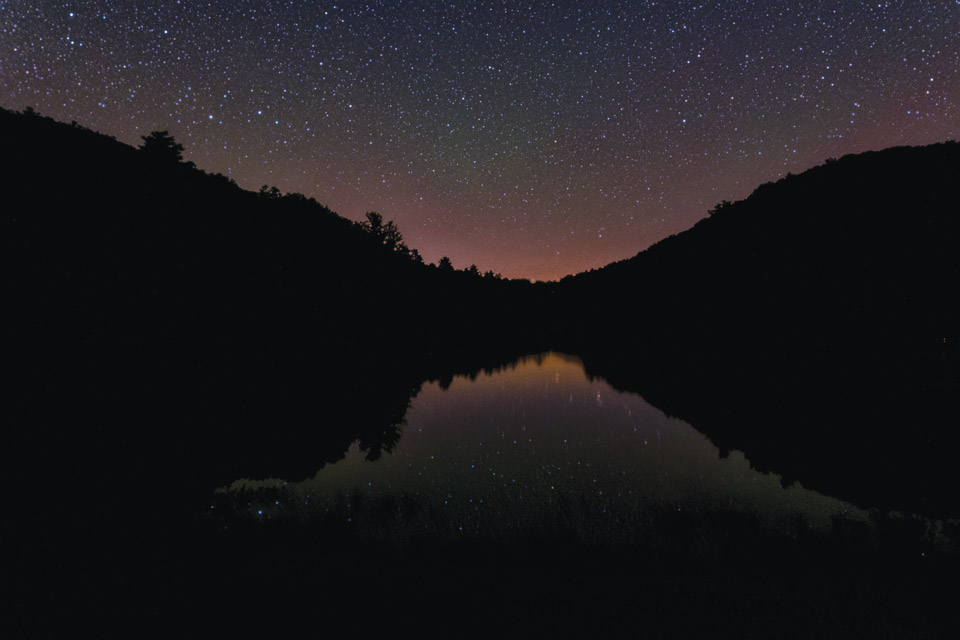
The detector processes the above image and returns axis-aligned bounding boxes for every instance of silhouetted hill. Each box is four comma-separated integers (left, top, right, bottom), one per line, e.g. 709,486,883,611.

1,106,553,529
559,142,959,359
553,141,960,515
1,106,549,359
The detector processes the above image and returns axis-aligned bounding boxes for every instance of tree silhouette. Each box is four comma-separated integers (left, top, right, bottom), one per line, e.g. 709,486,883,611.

361,211,406,252
258,184,281,199
363,210,385,233
707,200,733,217
139,130,184,163
438,256,454,272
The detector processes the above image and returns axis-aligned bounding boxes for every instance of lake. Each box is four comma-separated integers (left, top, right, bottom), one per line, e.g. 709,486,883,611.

12,351,958,638
212,351,926,557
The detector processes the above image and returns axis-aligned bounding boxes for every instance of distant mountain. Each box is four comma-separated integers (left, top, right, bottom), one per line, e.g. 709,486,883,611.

558,141,960,366
552,141,960,515
0,106,547,358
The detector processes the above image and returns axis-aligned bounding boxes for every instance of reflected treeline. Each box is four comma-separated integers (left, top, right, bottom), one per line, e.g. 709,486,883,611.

570,347,960,518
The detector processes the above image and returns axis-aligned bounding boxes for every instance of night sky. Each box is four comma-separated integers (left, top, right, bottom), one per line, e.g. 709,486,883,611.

3,2,958,281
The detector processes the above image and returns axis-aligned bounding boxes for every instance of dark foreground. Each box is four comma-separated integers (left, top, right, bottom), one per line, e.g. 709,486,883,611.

5,350,959,639
8,506,958,638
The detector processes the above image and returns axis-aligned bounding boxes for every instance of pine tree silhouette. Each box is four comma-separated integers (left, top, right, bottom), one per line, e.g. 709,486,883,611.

139,130,184,163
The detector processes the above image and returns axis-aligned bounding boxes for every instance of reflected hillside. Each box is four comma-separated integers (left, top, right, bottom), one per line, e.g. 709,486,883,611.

213,352,960,558
573,348,960,518
216,353,882,551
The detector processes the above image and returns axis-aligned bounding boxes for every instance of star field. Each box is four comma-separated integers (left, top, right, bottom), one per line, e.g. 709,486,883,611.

3,1,958,280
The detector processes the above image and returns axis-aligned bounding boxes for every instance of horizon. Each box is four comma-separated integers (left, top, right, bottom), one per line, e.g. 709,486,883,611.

9,104,958,284
3,2,958,280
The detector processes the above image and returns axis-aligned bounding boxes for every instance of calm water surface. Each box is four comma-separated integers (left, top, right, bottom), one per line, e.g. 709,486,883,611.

215,353,895,550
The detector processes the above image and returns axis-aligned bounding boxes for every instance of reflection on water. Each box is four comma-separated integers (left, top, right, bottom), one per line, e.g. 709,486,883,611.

214,352,932,551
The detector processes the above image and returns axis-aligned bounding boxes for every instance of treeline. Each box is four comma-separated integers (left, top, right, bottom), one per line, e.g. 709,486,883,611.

555,141,960,371
1,106,547,359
